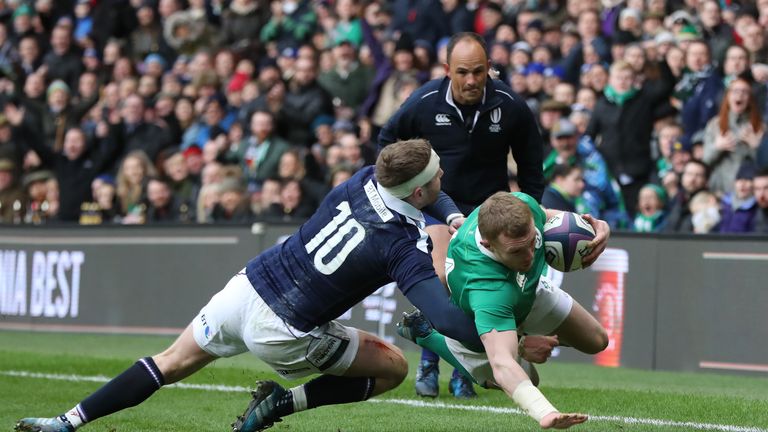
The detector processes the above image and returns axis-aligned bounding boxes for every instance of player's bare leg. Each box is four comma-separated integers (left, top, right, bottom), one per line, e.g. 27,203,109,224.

16,324,217,431
551,301,608,355
152,324,218,383
343,330,408,395
234,330,408,432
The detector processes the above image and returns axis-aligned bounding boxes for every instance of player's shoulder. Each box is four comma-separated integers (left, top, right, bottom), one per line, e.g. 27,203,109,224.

511,192,546,218
402,78,447,108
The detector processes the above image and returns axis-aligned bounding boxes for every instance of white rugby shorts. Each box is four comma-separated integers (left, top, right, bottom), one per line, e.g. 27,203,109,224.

445,275,573,386
192,271,360,380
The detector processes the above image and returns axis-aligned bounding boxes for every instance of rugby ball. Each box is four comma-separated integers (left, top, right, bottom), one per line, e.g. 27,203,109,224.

543,212,596,272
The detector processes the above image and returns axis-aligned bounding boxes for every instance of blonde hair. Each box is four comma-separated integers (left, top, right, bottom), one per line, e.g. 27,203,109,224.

116,150,157,214
478,192,533,242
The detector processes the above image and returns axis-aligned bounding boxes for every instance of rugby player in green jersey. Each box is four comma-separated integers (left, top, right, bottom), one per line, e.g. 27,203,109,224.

399,191,610,429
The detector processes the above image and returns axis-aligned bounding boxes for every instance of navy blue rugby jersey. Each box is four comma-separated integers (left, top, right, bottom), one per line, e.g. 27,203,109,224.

246,166,436,332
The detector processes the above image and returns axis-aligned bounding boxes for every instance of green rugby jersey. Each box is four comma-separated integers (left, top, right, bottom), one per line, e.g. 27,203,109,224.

446,192,547,336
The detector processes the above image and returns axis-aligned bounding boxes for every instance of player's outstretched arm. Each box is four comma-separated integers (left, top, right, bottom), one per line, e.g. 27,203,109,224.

401,277,482,348
481,329,588,429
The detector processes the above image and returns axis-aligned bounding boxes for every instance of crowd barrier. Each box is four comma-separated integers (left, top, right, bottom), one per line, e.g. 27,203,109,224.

1,225,766,375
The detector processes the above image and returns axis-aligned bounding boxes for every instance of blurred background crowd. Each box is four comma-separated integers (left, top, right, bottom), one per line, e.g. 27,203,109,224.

0,0,767,233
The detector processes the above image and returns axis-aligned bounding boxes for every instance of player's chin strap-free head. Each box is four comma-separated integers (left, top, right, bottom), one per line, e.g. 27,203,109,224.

382,149,441,199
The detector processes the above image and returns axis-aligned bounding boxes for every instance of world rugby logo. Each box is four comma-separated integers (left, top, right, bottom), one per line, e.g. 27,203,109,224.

435,113,451,125
489,108,502,132
490,108,501,123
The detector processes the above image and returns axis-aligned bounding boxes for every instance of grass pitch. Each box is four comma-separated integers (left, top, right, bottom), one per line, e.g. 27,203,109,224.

1,330,767,432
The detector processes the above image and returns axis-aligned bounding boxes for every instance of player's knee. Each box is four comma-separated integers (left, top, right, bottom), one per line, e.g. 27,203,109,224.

586,327,609,354
382,347,408,389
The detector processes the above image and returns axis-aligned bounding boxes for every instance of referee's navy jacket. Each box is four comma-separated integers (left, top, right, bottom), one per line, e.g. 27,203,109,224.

378,77,545,213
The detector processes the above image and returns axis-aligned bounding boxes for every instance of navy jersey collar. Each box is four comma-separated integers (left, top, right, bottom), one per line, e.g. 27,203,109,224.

376,182,426,225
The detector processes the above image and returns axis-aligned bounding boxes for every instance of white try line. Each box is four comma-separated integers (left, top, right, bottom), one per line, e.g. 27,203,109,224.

2,370,765,432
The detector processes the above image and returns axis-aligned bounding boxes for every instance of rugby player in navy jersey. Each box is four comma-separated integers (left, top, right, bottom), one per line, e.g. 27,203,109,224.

15,139,483,432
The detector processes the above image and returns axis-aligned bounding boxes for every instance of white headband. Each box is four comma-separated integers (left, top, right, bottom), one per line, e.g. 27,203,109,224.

382,149,441,199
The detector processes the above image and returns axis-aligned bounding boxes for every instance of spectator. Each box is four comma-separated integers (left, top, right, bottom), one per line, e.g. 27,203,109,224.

211,176,251,222
681,44,752,147
698,0,734,65
441,0,473,35
230,110,290,190
545,119,629,228
719,161,758,233
11,105,123,222
702,77,765,195
689,189,721,233
277,148,327,208
742,23,768,65
317,39,374,110
542,164,587,213
221,0,270,55
390,0,448,47
281,56,334,146
665,159,709,232
90,177,120,224
260,0,317,50
116,150,157,219
0,158,24,223
265,178,314,221
752,168,768,232
586,60,674,216
183,94,236,149
21,169,55,224
250,176,281,216
145,177,188,223
129,2,163,63
162,149,198,207
633,184,667,232
43,25,80,84
195,182,221,223
117,93,172,165
163,7,220,57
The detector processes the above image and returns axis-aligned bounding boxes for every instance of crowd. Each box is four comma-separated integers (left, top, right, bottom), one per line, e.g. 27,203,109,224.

0,0,767,233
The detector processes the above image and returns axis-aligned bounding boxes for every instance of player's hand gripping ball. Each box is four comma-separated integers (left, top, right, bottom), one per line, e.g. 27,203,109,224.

543,212,596,272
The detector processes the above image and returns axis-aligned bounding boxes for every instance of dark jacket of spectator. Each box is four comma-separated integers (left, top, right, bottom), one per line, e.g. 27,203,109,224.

664,188,703,233
42,49,82,91
116,121,172,169
282,82,334,147
753,207,768,233
221,0,270,54
21,121,123,222
586,66,675,215
391,0,449,46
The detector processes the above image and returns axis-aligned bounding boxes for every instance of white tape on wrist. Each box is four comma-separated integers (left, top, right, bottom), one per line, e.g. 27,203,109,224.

512,380,557,422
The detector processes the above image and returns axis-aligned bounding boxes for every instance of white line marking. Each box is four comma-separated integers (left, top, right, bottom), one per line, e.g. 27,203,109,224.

0,236,239,245
2,370,765,432
702,252,768,261
700,361,768,373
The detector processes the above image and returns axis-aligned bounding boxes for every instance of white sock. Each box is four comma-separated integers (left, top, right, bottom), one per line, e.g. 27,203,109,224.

290,387,308,413
62,405,86,428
